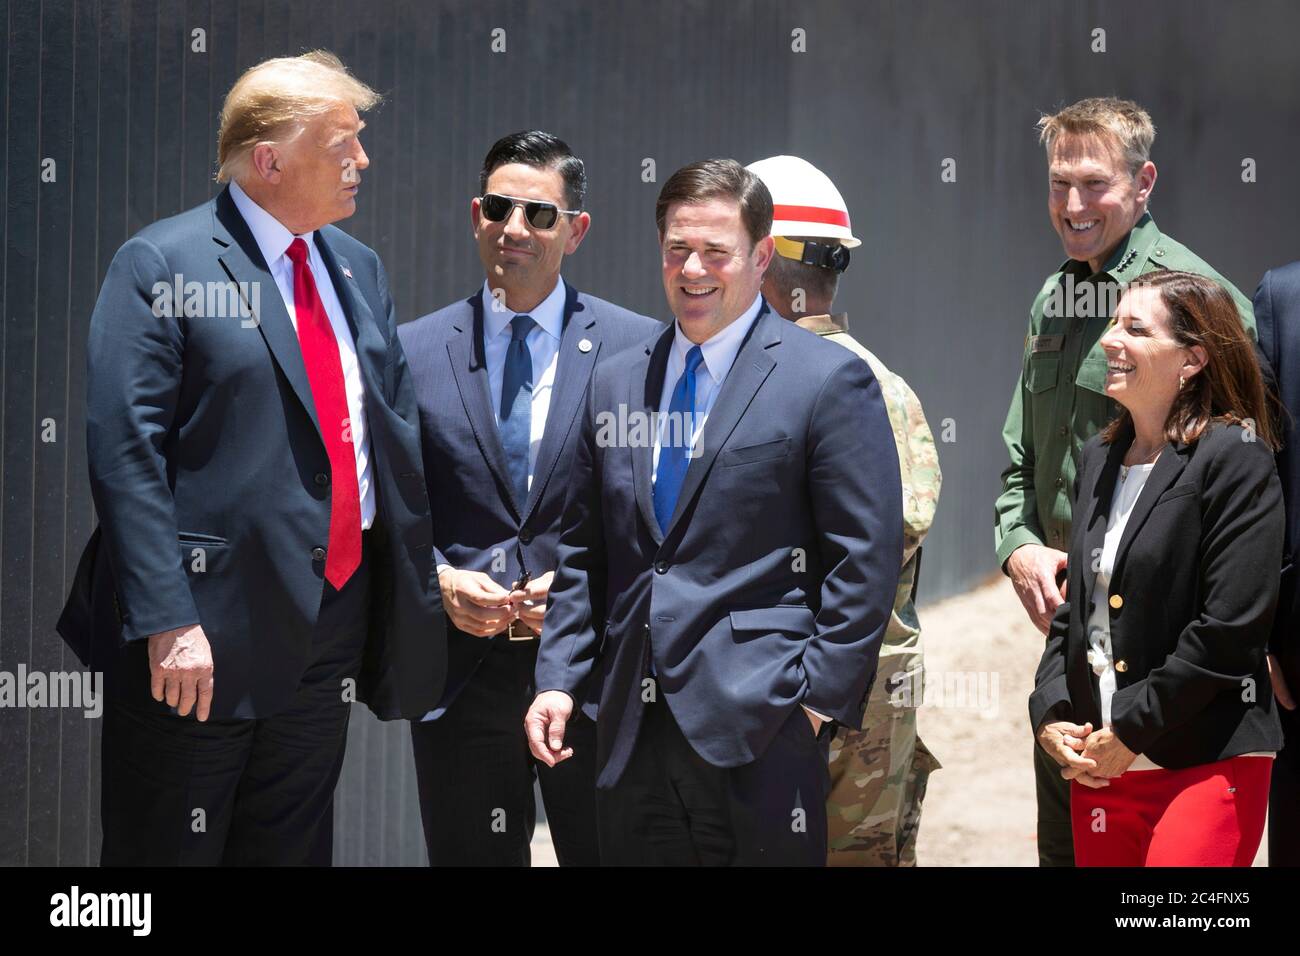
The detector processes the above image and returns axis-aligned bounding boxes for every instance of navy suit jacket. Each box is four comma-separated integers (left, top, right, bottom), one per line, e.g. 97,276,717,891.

1255,260,1300,692
536,300,904,788
58,185,446,721
398,284,660,715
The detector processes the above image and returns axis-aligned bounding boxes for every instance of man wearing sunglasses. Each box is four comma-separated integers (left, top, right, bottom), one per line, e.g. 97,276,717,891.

399,131,658,866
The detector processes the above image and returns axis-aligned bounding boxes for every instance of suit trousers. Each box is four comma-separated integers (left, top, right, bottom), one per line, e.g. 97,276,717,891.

1269,701,1300,866
410,636,599,866
1034,742,1076,866
99,534,372,866
596,694,832,866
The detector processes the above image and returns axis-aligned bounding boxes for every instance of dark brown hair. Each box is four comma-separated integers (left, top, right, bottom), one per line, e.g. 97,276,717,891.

1100,270,1279,450
655,159,773,248
479,130,587,211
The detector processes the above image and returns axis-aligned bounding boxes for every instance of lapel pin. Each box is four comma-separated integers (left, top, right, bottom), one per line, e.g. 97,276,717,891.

578,338,593,353
342,266,353,279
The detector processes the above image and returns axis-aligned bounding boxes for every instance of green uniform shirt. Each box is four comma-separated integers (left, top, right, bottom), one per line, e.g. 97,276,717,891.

994,211,1256,568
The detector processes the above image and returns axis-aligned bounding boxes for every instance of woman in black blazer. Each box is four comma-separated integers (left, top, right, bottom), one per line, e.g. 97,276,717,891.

1031,270,1284,866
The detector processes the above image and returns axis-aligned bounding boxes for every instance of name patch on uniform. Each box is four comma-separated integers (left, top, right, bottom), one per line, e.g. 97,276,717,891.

1030,334,1065,353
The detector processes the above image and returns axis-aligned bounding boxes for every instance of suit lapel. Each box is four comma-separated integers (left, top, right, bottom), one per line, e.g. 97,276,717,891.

212,187,322,440
524,284,599,524
314,234,387,407
631,326,675,546
1110,439,1190,583
447,291,521,518
1079,423,1191,613
664,301,779,537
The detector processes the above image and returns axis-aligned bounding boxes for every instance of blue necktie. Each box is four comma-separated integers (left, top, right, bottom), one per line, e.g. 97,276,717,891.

653,346,706,533
500,314,535,506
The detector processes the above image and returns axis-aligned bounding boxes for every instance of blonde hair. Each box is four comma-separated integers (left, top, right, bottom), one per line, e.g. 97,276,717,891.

1037,97,1156,176
216,50,379,183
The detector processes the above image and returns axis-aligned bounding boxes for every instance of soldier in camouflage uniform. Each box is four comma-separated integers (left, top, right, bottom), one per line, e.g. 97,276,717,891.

996,98,1258,867
748,156,942,866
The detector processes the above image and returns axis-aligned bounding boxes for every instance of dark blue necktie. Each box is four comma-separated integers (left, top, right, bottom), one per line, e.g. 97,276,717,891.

653,346,706,533
500,314,535,506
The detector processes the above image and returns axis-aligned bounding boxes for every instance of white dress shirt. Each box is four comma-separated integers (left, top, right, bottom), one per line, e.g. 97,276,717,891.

229,180,375,529
481,276,566,494
1086,456,1272,771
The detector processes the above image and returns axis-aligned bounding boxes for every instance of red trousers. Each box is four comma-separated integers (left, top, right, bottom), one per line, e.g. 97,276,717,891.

1070,755,1271,866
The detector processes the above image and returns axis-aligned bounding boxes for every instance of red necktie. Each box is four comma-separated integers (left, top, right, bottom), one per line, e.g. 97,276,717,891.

286,237,362,589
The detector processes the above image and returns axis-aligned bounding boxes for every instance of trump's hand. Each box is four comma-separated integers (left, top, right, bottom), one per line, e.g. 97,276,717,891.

509,571,553,635
525,690,575,767
1006,544,1068,635
148,623,214,721
439,568,513,637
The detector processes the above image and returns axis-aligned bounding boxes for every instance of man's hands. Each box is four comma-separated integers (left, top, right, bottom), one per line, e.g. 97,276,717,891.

1007,543,1068,634
147,624,214,721
439,568,555,638
509,571,553,636
525,690,575,766
439,569,514,636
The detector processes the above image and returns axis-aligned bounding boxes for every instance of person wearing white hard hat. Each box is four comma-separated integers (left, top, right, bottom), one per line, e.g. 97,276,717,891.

748,154,943,867
525,158,904,865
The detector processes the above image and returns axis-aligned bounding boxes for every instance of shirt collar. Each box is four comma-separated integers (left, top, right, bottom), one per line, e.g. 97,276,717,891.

228,180,314,268
672,294,764,383
795,313,848,336
1058,210,1162,283
481,277,567,342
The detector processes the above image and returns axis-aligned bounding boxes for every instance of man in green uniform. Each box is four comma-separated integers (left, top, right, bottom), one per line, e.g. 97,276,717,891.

995,97,1256,867
749,155,942,866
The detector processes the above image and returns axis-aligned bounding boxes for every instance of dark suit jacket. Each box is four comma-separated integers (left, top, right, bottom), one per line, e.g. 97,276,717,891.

1254,261,1300,693
57,186,446,721
397,284,659,715
1030,419,1285,768
535,300,904,788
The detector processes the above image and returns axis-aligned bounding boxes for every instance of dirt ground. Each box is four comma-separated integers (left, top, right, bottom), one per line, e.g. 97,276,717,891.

532,576,1268,866
913,575,1050,866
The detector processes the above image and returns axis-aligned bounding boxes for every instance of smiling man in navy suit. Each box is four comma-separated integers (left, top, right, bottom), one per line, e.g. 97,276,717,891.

525,159,903,865
57,52,445,865
399,131,658,866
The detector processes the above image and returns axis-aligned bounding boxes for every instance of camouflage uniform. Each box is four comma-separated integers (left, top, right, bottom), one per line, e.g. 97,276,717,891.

796,314,942,867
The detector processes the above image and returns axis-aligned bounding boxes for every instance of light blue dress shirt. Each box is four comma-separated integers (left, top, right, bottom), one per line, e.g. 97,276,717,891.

481,277,567,493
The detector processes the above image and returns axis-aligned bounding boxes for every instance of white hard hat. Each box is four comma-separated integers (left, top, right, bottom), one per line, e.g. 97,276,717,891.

746,155,860,248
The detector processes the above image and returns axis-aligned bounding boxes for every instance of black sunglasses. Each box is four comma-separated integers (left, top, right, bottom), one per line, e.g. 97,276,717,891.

480,193,579,230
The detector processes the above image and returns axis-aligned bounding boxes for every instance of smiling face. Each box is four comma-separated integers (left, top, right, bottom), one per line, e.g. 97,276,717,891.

471,162,590,311
1101,285,1206,420
1048,132,1155,274
660,198,774,343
